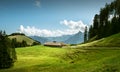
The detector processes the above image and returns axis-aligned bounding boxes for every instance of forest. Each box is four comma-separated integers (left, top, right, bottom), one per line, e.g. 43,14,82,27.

88,0,120,41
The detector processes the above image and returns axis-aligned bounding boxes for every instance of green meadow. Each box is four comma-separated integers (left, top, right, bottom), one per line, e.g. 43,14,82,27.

1,0,120,71
0,45,120,72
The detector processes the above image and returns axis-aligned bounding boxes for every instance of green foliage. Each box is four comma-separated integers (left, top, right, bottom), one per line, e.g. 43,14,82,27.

84,26,88,43
21,40,27,47
10,33,25,36
0,30,16,69
91,14,99,39
11,38,28,48
32,42,41,46
88,0,120,40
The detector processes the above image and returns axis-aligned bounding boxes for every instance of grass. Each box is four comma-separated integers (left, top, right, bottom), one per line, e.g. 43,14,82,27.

8,35,36,45
0,45,120,72
78,33,120,47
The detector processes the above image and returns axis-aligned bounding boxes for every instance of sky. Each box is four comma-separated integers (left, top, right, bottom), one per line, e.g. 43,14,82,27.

0,0,114,37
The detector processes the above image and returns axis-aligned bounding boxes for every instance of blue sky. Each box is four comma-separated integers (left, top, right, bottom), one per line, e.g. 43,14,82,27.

0,0,114,37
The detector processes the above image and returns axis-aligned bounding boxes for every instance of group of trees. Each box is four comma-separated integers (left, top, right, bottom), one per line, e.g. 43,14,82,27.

0,31,16,69
88,0,120,40
11,38,40,48
11,38,28,48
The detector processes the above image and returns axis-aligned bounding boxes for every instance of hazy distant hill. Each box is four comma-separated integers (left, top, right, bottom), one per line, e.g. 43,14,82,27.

29,36,49,44
29,35,72,44
64,31,84,44
47,35,73,42
30,31,84,44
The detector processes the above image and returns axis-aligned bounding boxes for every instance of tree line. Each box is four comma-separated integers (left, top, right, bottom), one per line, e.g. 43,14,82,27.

9,33,25,36
11,38,28,48
84,0,120,42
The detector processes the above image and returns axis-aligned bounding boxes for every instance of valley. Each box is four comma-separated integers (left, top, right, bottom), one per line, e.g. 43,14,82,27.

0,32,120,72
0,0,120,72
0,45,120,72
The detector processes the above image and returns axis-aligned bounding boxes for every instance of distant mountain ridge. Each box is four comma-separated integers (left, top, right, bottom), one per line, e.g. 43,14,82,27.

64,31,84,44
30,36,49,44
29,31,84,44
47,34,73,42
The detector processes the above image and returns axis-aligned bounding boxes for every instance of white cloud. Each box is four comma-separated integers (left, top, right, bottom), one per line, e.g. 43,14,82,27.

18,20,87,37
34,0,40,8
60,20,87,32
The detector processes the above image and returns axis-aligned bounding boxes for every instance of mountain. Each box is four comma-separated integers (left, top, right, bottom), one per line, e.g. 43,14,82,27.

29,31,84,44
8,35,37,45
29,35,72,44
64,31,84,44
79,32,120,47
47,35,73,42
29,36,49,44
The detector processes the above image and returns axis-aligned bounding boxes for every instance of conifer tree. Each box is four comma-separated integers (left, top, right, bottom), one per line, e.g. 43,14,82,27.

0,30,16,68
84,26,88,43
88,0,120,41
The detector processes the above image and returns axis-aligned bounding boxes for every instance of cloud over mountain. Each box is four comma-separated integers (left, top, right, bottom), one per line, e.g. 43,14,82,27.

60,20,86,32
18,20,87,37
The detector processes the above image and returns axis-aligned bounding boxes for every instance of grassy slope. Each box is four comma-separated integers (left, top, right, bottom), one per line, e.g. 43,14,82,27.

0,45,120,72
79,33,120,47
9,35,36,45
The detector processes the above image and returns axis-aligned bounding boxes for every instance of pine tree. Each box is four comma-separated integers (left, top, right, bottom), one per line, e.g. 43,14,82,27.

93,14,100,38
88,25,93,39
0,30,16,68
84,26,88,43
88,0,120,41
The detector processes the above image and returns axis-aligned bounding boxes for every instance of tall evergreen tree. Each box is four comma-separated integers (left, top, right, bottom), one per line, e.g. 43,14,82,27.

0,30,16,68
88,0,120,41
84,26,88,43
88,25,93,39
93,14,100,38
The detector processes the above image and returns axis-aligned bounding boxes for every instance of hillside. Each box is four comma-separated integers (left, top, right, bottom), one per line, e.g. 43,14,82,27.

9,35,37,45
79,33,120,47
29,36,49,44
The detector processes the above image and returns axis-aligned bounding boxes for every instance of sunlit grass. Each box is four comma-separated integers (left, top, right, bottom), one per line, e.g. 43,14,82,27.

9,35,35,45
78,33,120,47
0,45,120,72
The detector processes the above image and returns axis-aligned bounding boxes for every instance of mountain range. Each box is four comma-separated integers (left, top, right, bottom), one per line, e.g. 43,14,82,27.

30,31,84,44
